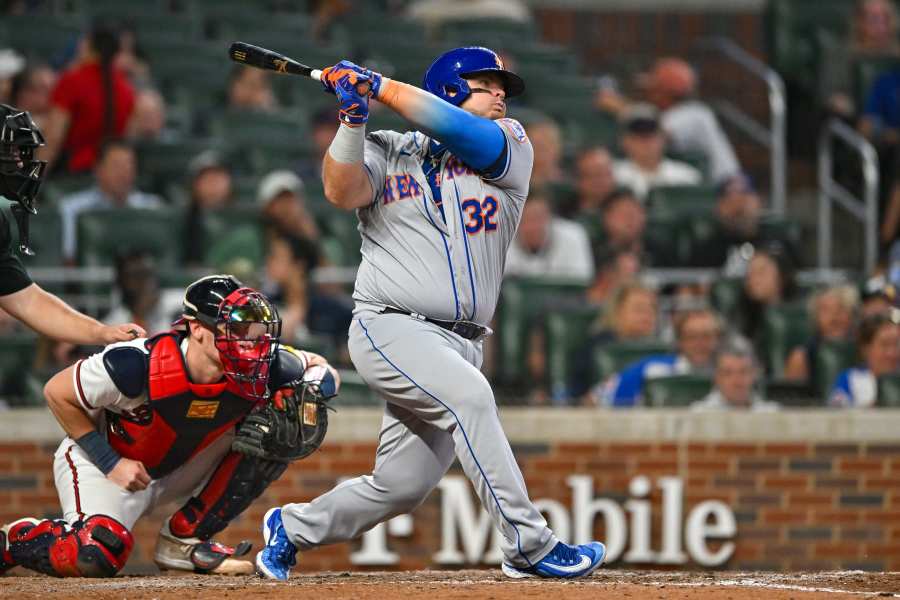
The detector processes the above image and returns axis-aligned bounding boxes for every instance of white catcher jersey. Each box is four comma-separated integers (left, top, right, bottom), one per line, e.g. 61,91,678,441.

355,118,533,326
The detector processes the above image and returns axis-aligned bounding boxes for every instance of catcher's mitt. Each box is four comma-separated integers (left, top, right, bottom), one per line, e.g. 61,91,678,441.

232,369,336,462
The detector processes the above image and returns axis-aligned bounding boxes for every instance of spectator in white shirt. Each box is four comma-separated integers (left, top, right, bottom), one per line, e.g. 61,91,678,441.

692,337,779,411
505,193,594,282
647,58,740,182
58,138,161,263
613,104,701,201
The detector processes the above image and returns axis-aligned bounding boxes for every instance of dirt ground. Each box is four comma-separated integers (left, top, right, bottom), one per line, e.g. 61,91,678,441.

1,570,898,599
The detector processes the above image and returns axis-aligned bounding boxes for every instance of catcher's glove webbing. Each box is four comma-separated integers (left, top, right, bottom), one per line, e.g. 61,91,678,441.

232,366,337,462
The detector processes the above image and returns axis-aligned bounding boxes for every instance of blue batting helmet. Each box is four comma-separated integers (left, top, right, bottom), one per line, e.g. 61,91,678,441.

422,46,525,106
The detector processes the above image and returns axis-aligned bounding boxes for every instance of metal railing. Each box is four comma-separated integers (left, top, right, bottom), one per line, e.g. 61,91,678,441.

697,36,787,215
817,118,879,274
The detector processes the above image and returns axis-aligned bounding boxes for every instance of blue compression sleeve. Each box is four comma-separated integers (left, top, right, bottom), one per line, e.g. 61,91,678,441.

377,78,507,171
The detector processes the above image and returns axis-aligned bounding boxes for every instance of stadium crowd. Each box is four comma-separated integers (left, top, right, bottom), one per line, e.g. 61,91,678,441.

1,0,900,410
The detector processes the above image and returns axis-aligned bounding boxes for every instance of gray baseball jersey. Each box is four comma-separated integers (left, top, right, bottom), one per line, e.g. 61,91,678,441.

279,119,561,570
353,117,533,325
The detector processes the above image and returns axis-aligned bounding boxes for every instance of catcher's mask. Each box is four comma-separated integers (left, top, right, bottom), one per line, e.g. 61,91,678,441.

0,103,46,214
182,275,282,401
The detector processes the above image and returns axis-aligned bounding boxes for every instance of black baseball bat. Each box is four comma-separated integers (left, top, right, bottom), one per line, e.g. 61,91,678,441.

228,41,323,81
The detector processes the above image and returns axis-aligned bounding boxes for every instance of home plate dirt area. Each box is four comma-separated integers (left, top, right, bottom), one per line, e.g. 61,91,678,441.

1,570,899,599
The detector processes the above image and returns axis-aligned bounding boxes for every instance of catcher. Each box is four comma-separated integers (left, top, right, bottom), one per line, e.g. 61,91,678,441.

0,274,338,577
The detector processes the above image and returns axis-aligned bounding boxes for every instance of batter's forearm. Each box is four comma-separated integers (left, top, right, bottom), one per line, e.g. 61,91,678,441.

323,125,373,209
376,78,504,170
1,284,105,345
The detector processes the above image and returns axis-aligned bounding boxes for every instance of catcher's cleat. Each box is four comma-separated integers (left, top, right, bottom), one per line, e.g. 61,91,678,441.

255,507,297,581
154,523,254,575
0,518,40,574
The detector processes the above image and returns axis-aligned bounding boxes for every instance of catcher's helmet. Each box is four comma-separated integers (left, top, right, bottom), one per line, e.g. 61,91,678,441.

182,275,282,401
422,46,525,107
0,104,46,214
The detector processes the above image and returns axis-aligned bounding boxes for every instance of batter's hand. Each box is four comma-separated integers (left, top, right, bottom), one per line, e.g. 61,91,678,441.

321,60,383,127
107,458,151,492
101,323,146,344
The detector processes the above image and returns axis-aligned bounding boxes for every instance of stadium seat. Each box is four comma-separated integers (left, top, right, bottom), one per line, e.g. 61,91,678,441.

646,214,685,267
438,19,539,47
591,340,673,383
852,55,900,115
765,0,854,91
646,184,718,218
710,278,743,320
764,378,821,407
543,305,603,400
525,76,596,122
137,139,216,188
4,15,84,62
201,205,264,268
497,278,589,386
19,210,63,270
814,340,858,397
762,303,812,378
877,374,900,407
335,369,381,406
0,334,39,407
643,374,713,408
76,208,183,268
315,210,361,267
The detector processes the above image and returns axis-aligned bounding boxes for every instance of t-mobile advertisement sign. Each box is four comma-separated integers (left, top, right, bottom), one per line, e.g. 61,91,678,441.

350,475,737,567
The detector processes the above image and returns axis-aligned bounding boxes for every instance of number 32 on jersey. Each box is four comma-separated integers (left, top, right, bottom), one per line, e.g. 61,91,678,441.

461,195,498,235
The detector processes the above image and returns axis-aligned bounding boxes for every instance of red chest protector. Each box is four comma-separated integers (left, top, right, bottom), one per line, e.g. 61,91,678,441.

106,333,257,479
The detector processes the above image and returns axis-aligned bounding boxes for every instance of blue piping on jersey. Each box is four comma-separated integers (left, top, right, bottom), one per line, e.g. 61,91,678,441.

357,318,534,568
421,192,461,320
451,177,478,321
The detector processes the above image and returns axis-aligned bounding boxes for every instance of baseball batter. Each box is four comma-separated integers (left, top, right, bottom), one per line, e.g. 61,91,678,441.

257,47,605,580
0,276,339,577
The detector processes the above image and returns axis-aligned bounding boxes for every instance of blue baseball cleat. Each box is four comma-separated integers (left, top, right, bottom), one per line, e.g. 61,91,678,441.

255,507,298,581
501,541,606,579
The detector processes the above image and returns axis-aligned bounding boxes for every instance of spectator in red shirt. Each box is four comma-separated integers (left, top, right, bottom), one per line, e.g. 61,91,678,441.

42,20,136,174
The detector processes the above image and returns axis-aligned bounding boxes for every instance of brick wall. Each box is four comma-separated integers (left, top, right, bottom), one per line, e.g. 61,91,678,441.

1,409,898,574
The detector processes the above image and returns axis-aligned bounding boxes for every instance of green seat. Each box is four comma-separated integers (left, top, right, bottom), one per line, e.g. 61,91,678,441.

592,340,673,383
645,214,684,267
497,278,589,386
525,76,595,122
202,206,264,268
0,334,38,407
643,374,713,408
877,374,900,407
762,303,813,378
334,369,381,406
853,55,900,115
710,278,743,320
765,0,854,91
543,305,603,400
137,139,216,191
564,113,619,150
4,15,84,61
815,340,858,397
764,378,820,407
77,208,183,268
306,204,360,266
646,184,718,218
439,19,538,46
20,210,63,269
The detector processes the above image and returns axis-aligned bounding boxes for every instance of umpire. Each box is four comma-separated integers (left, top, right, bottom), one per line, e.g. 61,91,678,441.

0,104,144,343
